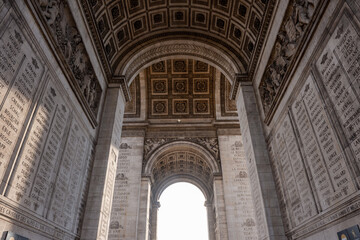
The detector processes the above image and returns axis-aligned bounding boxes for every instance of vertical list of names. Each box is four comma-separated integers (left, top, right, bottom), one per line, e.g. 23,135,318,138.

0,19,44,183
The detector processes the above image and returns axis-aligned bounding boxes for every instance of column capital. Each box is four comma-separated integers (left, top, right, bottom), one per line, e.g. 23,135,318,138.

152,201,161,209
230,73,251,100
204,200,213,207
109,75,132,102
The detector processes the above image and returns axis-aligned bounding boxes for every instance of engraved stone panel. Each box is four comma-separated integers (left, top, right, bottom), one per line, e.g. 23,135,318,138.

5,78,70,215
219,135,258,239
108,137,144,240
47,119,89,230
272,114,317,226
291,74,356,210
74,145,95,235
268,142,291,231
315,13,360,171
0,17,45,184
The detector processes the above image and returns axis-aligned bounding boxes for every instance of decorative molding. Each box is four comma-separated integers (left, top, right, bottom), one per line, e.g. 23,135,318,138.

29,0,103,127
147,59,214,119
230,73,250,100
111,75,132,102
124,76,140,118
78,0,113,80
143,137,221,172
78,0,274,81
220,74,238,117
125,41,238,84
289,195,360,239
258,0,329,124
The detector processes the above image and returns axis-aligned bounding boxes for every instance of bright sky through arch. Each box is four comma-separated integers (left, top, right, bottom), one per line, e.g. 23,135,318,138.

157,182,209,240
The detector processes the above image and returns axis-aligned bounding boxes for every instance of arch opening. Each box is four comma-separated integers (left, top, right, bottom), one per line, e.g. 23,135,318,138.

157,182,209,240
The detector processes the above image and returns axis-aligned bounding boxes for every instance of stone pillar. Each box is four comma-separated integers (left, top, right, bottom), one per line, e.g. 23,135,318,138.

218,134,258,240
234,80,286,240
205,201,216,240
108,135,145,240
137,177,152,240
150,201,160,240
213,176,229,240
81,86,126,240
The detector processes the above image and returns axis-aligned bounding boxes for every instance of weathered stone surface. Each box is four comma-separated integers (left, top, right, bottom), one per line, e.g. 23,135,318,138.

219,135,258,240
108,137,144,240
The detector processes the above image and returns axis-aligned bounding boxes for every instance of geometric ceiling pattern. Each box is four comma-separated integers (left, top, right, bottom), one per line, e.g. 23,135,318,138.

147,59,215,119
80,0,273,78
123,58,238,119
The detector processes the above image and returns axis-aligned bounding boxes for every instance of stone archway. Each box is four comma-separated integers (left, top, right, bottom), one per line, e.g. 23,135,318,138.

113,40,246,86
143,141,220,240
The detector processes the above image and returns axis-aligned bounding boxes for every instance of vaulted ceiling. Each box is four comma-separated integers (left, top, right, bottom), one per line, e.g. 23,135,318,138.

79,0,275,81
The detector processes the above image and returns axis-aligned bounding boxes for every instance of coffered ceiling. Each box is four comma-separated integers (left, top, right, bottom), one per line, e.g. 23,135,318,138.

79,0,275,80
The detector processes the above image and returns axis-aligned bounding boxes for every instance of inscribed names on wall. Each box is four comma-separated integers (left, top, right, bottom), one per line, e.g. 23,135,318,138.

0,17,45,183
236,94,267,240
219,135,258,240
108,137,144,240
74,145,94,235
271,115,317,226
315,13,360,171
48,119,89,231
267,142,291,231
291,74,356,210
5,78,69,214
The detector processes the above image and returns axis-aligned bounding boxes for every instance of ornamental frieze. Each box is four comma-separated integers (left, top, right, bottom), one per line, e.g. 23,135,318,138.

30,0,102,126
259,0,328,123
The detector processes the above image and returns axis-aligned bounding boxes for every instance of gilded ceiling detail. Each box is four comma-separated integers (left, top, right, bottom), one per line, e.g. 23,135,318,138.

79,0,274,79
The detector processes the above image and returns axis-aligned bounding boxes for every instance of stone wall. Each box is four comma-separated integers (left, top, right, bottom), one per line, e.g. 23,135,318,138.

255,0,360,239
0,1,102,239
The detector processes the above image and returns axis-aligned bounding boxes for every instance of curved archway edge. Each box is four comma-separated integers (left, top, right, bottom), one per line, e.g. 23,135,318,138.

144,140,220,177
114,40,245,85
154,175,212,202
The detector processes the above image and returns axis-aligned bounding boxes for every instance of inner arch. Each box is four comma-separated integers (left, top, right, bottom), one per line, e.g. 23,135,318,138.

157,182,209,240
114,40,246,85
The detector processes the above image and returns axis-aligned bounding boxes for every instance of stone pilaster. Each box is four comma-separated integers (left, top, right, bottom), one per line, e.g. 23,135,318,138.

81,86,125,240
150,201,160,240
213,176,229,240
205,201,216,240
108,135,145,240
234,80,286,240
137,177,152,240
218,134,258,240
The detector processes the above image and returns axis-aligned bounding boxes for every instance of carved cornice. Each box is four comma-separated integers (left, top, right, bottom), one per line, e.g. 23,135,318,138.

78,0,113,80
249,0,278,79
122,41,240,85
258,0,329,124
230,73,250,100
110,75,132,102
